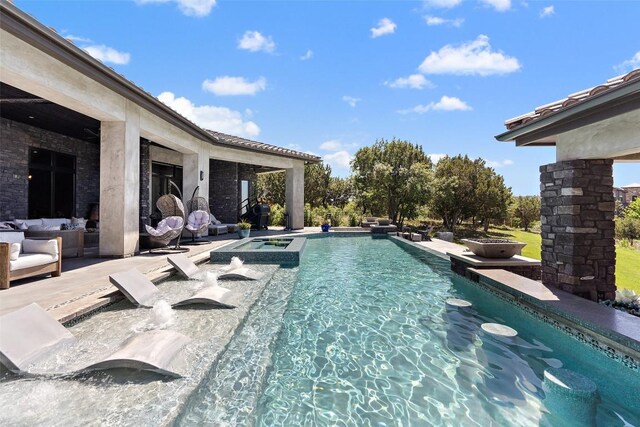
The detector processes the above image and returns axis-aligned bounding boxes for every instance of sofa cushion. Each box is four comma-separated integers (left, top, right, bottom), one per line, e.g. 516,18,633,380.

0,231,25,245
377,219,391,226
10,243,21,260
208,224,228,233
22,239,59,257
145,216,184,237
14,219,43,230
0,221,16,230
9,253,57,271
187,210,209,230
28,225,62,231
42,218,70,227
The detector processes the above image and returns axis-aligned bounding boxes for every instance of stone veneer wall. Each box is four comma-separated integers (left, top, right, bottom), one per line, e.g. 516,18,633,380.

0,118,100,220
209,159,239,223
139,139,151,232
540,159,616,301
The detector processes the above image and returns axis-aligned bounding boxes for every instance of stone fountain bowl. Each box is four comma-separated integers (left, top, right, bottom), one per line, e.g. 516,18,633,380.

461,238,527,258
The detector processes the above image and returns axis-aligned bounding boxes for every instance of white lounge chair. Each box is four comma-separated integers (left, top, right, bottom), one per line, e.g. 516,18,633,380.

109,268,236,309
218,266,264,281
0,303,190,378
167,253,200,279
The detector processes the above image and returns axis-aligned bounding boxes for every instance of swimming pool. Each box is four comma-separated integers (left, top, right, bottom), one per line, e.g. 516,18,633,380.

180,235,640,426
1,235,638,426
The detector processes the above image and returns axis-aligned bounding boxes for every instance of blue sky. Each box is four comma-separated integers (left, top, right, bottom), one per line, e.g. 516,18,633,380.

15,0,640,195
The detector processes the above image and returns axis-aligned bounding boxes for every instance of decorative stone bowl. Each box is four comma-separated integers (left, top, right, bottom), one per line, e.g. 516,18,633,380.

461,238,526,258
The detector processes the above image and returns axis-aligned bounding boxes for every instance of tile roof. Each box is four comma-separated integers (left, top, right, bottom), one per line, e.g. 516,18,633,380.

206,130,320,162
504,69,640,130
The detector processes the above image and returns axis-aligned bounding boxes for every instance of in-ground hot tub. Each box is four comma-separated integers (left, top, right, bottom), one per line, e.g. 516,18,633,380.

461,238,527,258
210,237,306,266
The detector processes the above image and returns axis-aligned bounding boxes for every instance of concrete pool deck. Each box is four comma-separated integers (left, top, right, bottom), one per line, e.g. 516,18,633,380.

0,227,313,322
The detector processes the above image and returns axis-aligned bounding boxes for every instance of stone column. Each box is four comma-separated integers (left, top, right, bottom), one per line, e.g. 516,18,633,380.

99,102,140,257
285,163,304,229
209,159,238,223
540,159,616,301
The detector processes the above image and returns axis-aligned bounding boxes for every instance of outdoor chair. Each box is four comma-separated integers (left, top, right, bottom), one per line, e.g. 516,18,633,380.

145,194,185,250
184,196,210,243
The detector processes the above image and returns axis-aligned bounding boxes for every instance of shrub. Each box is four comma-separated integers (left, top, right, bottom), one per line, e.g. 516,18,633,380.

616,216,640,244
269,203,286,226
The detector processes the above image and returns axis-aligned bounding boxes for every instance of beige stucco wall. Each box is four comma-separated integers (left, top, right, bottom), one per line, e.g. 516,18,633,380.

556,109,640,161
1,27,308,255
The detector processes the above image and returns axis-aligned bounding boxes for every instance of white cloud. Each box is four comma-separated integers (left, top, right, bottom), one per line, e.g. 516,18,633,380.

319,139,344,151
423,0,462,8
385,74,434,90
300,49,314,60
157,91,260,137
486,159,514,168
83,45,131,65
323,150,353,173
419,35,521,76
202,76,266,96
539,5,555,17
64,34,92,43
480,0,511,12
429,153,448,163
370,18,397,38
238,31,276,53
424,15,464,27
342,96,362,107
398,96,471,114
614,51,640,73
136,0,216,17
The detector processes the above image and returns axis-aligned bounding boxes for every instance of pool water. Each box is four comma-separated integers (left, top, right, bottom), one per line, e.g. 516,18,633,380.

184,235,639,426
235,238,294,250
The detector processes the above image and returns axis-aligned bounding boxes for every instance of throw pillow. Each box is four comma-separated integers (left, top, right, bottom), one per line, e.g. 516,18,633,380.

10,242,21,260
71,217,88,229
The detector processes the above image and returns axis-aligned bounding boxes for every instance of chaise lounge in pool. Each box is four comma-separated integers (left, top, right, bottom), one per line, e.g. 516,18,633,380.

109,268,236,309
0,303,190,378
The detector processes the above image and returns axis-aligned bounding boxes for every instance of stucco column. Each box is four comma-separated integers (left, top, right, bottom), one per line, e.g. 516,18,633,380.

182,150,210,205
99,102,140,257
540,159,616,301
285,163,304,229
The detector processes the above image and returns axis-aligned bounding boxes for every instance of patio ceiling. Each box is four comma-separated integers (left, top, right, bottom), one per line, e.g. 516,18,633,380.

0,82,100,142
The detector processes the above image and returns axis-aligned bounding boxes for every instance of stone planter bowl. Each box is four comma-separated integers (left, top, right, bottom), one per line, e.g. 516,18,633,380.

461,238,526,258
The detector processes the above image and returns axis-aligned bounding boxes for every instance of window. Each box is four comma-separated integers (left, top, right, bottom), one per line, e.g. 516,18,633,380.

28,148,76,218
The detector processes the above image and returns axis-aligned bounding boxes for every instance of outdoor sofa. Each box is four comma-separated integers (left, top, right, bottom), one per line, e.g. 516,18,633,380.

0,231,62,289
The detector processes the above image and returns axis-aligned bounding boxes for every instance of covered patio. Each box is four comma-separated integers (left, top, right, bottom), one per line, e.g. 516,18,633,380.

0,2,319,259
497,70,640,301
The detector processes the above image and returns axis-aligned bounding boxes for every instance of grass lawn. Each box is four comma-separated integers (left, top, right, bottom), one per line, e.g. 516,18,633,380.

454,225,640,293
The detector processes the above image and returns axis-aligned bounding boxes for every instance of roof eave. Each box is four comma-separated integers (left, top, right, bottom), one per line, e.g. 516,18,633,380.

0,2,318,163
496,79,640,146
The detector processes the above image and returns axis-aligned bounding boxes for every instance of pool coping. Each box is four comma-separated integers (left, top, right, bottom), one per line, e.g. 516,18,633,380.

388,234,640,370
210,237,307,266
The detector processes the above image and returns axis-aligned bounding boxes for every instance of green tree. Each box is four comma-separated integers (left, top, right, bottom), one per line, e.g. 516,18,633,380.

431,155,480,232
327,177,354,209
514,195,541,232
616,216,640,245
256,163,333,209
256,171,286,205
305,163,332,208
625,198,640,220
351,139,432,224
475,168,512,232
